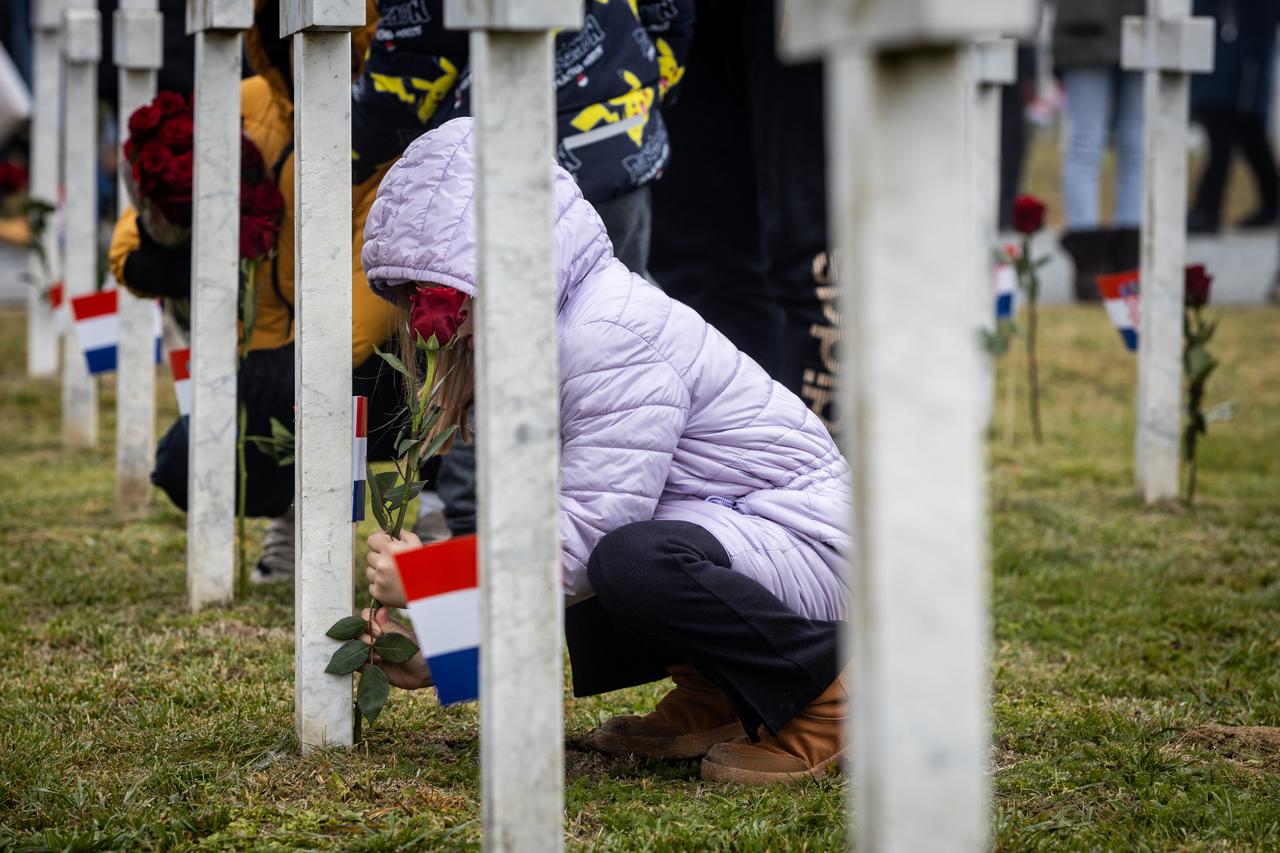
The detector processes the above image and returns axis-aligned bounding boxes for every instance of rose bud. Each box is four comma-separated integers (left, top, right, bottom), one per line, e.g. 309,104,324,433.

1012,194,1047,235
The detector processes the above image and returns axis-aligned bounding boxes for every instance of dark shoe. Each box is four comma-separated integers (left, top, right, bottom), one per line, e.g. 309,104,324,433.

701,669,849,785
1111,227,1140,275
1187,209,1220,235
1236,207,1278,229
1059,229,1112,302
590,664,743,759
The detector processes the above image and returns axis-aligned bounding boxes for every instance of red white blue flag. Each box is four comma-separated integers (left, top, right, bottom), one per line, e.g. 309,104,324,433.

352,396,367,523
394,535,479,706
994,254,1018,321
69,290,163,375
169,347,191,417
1097,271,1140,352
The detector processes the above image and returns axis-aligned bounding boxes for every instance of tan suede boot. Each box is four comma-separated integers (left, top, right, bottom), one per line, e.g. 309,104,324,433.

700,670,848,785
590,664,744,759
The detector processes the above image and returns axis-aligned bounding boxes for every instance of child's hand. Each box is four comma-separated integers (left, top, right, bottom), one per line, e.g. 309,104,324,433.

365,529,422,608
361,607,433,691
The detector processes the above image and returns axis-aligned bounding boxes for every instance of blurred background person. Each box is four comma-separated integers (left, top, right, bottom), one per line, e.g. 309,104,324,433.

1187,0,1279,234
1053,0,1145,301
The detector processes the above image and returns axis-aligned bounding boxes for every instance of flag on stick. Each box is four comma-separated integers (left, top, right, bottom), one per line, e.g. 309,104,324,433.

169,347,191,417
1097,271,1140,352
69,290,118,374
47,281,70,332
394,535,479,706
352,396,368,522
994,256,1018,321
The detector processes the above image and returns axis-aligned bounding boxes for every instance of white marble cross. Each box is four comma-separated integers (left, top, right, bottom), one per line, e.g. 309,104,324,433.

444,1,580,849
113,0,164,514
967,37,1016,426
186,0,252,611
281,0,365,752
1121,0,1213,503
781,1,1033,849
26,0,63,379
60,0,101,449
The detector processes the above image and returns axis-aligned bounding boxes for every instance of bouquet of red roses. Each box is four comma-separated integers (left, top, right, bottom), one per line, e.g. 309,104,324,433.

121,91,194,245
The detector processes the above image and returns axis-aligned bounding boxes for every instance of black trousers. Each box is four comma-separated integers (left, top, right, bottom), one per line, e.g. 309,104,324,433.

151,345,408,518
649,0,836,433
566,520,844,738
1191,108,1280,226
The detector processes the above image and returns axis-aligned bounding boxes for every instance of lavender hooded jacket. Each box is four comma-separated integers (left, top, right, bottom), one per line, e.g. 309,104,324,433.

362,119,852,622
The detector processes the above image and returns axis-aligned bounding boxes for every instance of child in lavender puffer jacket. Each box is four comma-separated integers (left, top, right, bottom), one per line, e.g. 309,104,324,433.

358,117,853,785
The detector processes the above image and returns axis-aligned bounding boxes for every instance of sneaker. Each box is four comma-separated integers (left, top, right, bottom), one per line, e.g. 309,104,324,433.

250,506,294,584
590,664,744,759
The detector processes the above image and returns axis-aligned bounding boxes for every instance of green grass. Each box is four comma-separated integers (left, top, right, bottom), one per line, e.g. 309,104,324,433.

1,304,1278,851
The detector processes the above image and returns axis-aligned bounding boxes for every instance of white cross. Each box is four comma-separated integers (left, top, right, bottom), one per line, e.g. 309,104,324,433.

186,0,252,611
782,1,1033,849
26,0,63,379
281,0,366,752
967,37,1015,427
113,0,165,515
444,1,580,849
60,0,101,450
1121,0,1213,503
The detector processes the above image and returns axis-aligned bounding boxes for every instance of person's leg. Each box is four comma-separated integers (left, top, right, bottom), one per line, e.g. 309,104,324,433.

1111,69,1145,228
1234,112,1279,226
649,0,782,377
1060,67,1113,230
582,520,843,740
1189,109,1235,232
741,1,835,428
593,186,652,276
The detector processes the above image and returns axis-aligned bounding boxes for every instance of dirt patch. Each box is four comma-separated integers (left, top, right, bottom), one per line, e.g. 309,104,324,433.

1183,724,1280,771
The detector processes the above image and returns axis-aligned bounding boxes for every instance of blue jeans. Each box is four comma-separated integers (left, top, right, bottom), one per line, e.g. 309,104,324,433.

1061,67,1144,229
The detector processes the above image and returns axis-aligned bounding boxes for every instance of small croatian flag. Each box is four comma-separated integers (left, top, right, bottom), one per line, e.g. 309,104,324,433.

1097,271,1140,352
352,396,368,522
169,348,192,417
69,290,119,374
47,281,70,331
394,535,479,706
994,255,1018,321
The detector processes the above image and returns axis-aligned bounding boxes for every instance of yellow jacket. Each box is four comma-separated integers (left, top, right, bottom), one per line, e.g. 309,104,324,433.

108,0,394,368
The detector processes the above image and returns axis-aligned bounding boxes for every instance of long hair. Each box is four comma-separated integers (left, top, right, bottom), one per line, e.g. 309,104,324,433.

388,289,474,455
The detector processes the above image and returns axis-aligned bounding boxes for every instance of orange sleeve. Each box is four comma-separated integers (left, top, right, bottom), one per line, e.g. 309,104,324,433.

351,166,399,368
108,207,143,294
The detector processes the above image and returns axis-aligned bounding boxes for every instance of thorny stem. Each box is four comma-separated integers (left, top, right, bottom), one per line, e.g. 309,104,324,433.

1022,234,1043,444
235,261,257,597
390,347,437,539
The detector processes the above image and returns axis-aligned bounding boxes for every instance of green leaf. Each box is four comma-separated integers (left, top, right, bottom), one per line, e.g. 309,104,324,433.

397,436,426,457
325,640,370,675
356,667,390,724
367,471,393,532
420,425,459,460
270,417,294,443
383,480,427,505
373,632,420,664
325,616,368,641
374,346,410,378
278,454,294,467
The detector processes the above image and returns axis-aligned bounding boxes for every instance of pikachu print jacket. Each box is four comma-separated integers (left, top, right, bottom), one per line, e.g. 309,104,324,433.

352,0,694,203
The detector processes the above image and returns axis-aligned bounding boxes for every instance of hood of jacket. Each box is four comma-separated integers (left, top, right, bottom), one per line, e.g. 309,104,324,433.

361,117,614,308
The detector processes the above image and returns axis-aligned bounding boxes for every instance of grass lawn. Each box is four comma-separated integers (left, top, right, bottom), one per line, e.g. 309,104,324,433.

0,302,1277,851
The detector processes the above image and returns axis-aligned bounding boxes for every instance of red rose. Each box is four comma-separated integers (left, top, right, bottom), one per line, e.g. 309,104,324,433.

1185,263,1212,308
162,151,194,191
128,103,163,140
246,180,283,220
133,160,158,194
1012,194,1047,235
0,162,28,194
153,91,186,118
410,285,469,348
138,141,171,176
158,116,194,152
239,215,279,261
